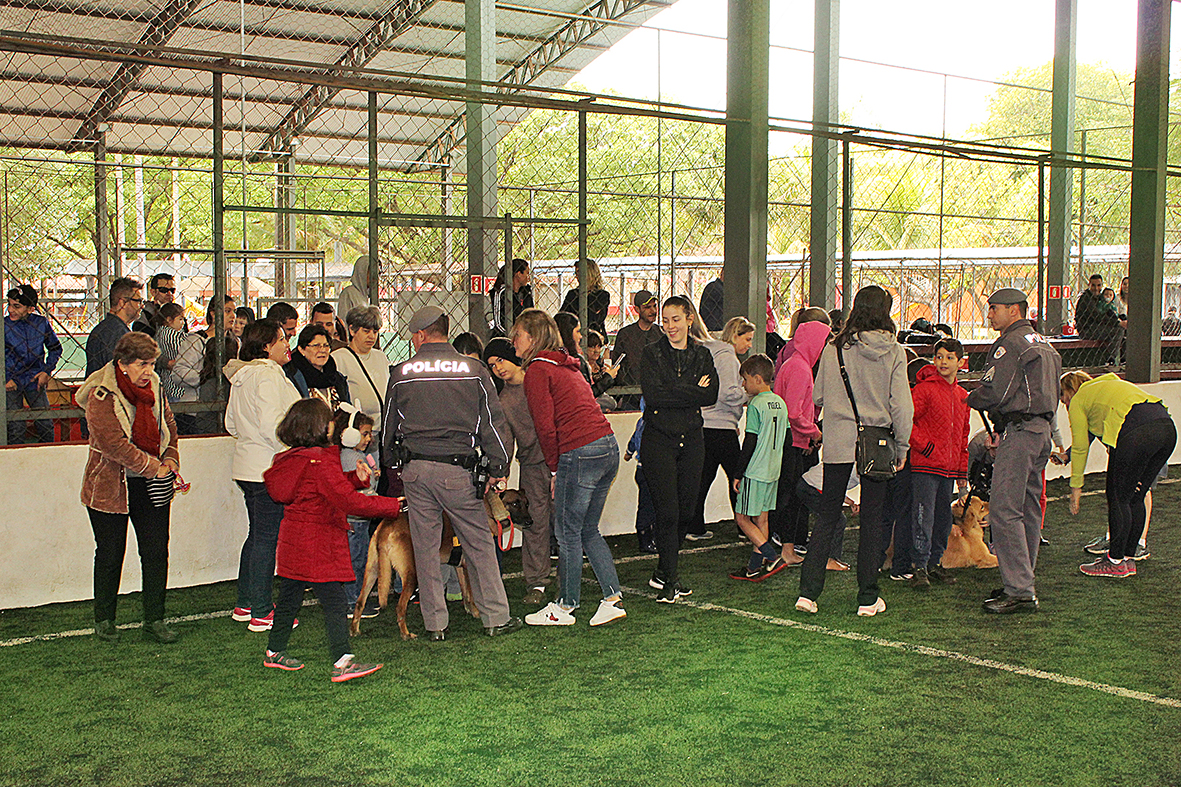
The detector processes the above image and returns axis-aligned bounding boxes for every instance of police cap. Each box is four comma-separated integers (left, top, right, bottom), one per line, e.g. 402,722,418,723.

987,288,1027,306
407,305,446,334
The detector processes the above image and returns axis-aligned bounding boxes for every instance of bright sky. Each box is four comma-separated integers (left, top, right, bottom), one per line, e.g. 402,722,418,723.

575,0,1172,139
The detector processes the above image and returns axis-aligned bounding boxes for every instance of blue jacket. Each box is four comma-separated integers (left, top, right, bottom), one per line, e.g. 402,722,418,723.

85,313,129,377
5,313,62,391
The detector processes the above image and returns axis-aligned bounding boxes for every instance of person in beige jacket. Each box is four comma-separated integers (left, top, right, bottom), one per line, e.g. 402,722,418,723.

224,318,301,633
79,332,181,644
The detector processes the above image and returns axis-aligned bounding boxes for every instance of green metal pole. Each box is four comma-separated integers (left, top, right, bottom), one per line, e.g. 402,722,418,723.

810,0,840,309
213,71,227,401
368,91,380,308
578,110,589,354
841,139,852,310
1046,0,1077,334
1126,0,1170,383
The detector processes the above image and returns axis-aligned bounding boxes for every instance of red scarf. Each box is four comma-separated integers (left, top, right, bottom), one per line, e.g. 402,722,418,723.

114,364,161,457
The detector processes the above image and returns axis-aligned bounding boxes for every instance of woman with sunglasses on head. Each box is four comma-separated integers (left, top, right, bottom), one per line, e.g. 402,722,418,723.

639,295,719,603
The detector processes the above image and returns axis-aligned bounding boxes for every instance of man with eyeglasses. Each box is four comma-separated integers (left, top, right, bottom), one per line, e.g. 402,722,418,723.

86,277,143,376
131,273,177,337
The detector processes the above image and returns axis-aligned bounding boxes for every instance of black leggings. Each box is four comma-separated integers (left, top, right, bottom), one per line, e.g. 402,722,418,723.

689,427,741,534
87,476,171,623
1106,417,1176,560
641,426,705,581
800,464,886,607
268,577,351,662
770,445,818,546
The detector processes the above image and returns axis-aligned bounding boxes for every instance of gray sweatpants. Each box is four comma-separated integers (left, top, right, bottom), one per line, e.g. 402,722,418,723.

518,462,553,589
402,460,511,631
990,420,1051,599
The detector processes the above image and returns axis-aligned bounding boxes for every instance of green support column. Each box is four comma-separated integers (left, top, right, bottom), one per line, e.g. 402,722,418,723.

810,0,839,309
723,0,770,351
368,91,380,306
1126,0,1170,383
212,72,228,400
93,132,110,298
466,0,498,336
1046,0,1076,333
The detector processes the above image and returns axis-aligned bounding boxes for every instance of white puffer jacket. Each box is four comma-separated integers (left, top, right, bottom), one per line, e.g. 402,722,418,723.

224,359,300,482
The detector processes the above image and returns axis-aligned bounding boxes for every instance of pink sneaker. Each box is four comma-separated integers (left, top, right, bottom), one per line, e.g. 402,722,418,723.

231,607,252,622
1080,556,1132,578
247,612,299,632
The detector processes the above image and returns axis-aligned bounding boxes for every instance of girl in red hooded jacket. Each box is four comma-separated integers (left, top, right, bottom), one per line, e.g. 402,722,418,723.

908,338,969,588
262,398,402,682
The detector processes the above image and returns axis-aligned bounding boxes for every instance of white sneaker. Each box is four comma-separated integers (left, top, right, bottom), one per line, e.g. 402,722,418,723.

525,602,576,626
857,597,886,617
794,596,818,614
589,598,627,627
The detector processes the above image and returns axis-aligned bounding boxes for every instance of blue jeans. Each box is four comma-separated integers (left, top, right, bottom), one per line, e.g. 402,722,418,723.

7,386,53,444
345,516,370,608
235,480,284,617
912,472,955,569
554,434,621,609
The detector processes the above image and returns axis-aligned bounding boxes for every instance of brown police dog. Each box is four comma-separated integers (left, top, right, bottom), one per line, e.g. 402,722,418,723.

941,494,997,569
350,488,531,639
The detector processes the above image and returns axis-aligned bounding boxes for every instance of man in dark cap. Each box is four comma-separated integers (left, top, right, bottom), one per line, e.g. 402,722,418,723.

5,284,62,443
384,305,520,638
966,288,1062,614
613,289,664,409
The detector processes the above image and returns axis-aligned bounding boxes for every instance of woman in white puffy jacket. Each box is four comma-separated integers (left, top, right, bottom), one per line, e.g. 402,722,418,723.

224,318,300,633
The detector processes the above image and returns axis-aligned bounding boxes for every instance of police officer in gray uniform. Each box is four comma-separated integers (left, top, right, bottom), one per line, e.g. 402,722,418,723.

385,306,521,638
966,288,1062,613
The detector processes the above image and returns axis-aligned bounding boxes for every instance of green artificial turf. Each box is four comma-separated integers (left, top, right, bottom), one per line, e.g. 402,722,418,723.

1,473,1179,787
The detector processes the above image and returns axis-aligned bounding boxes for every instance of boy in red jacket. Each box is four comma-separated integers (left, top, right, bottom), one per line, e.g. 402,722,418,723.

909,338,969,588
262,399,403,682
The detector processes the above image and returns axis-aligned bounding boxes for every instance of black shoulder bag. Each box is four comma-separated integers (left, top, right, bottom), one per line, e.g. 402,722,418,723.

835,343,896,481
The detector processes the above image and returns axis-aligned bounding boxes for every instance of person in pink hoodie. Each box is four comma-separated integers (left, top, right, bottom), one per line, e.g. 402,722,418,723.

770,319,832,566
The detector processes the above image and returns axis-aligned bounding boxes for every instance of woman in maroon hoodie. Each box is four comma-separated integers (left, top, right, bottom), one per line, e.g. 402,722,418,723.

262,398,403,682
512,309,626,628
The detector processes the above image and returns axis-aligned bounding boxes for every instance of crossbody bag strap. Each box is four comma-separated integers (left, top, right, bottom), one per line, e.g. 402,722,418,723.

347,347,385,412
834,343,864,433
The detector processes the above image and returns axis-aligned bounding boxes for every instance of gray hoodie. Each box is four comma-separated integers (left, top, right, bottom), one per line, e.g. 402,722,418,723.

337,255,371,322
700,339,747,432
813,330,913,465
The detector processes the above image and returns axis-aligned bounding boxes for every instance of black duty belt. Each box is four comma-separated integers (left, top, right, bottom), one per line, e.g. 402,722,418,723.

407,451,478,470
993,411,1054,431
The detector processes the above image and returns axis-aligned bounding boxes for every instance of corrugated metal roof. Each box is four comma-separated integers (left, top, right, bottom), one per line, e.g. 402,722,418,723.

0,0,669,169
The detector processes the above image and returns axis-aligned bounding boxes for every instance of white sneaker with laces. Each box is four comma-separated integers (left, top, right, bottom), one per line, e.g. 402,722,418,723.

589,598,627,627
525,602,576,626
857,597,886,617
794,596,818,614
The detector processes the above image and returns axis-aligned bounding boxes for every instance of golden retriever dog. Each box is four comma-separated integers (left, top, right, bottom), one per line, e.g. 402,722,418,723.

941,495,997,569
350,489,527,639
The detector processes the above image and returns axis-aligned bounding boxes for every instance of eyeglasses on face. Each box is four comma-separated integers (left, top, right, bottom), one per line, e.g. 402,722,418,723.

155,287,176,294
306,342,331,349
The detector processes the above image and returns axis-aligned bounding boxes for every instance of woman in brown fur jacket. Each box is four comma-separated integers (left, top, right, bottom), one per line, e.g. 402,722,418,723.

79,332,181,644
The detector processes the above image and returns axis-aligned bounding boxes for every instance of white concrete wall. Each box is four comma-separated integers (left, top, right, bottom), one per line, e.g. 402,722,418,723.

6,381,1180,611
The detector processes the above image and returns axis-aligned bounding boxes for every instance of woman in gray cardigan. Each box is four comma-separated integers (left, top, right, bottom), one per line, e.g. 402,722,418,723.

795,285,913,617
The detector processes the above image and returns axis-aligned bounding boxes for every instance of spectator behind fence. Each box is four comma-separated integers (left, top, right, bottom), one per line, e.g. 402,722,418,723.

796,285,913,618
337,256,373,337
310,302,347,351
153,303,204,435
197,296,238,433
559,258,610,337
132,273,177,337
226,319,302,633
1162,306,1181,336
79,331,181,644
554,311,618,410
488,258,534,338
285,325,350,411
267,302,299,340
687,315,754,541
331,306,389,463
699,269,724,332
613,289,663,409
86,277,142,377
231,306,254,338
1074,274,1124,364
5,284,61,444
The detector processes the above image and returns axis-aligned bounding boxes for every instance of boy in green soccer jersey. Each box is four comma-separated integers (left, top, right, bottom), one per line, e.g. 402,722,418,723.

730,354,790,582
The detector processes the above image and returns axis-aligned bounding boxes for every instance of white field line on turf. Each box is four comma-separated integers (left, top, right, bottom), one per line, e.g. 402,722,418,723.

617,584,1181,710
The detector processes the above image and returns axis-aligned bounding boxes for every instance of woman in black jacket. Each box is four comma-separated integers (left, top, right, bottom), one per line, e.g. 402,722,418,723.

284,325,351,410
640,295,719,602
559,258,610,337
